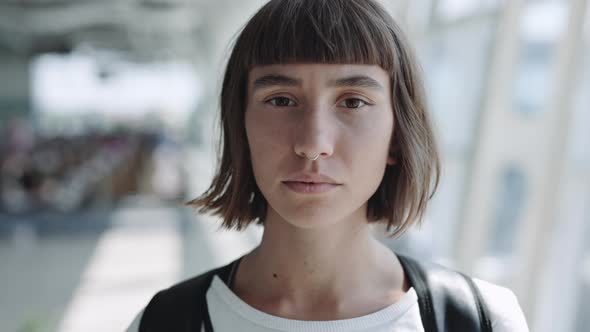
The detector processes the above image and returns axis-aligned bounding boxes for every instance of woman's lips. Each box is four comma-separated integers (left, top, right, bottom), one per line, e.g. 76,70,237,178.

282,181,341,194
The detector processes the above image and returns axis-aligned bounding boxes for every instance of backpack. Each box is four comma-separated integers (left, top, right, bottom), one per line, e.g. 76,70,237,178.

139,254,492,332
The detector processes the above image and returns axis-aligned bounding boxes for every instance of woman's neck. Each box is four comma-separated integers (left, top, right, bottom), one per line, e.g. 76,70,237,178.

232,209,408,320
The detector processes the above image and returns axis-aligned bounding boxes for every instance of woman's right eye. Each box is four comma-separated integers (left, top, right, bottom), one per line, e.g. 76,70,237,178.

266,96,296,107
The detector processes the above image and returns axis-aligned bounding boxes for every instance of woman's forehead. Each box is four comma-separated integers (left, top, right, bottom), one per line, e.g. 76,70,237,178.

248,64,390,87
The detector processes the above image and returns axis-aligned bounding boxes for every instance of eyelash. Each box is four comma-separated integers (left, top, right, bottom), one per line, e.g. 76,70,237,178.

338,98,370,109
264,96,372,109
266,96,297,107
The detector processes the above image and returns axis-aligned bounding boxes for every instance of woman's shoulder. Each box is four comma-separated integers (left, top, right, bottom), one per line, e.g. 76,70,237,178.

471,278,530,332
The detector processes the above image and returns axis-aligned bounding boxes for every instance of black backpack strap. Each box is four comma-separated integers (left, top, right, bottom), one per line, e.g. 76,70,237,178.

397,254,493,332
138,259,238,332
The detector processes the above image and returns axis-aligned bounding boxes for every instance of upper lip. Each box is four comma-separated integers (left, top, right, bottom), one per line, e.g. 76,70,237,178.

283,172,341,185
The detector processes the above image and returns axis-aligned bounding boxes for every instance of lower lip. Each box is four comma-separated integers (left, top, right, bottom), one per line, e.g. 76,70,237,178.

283,181,340,194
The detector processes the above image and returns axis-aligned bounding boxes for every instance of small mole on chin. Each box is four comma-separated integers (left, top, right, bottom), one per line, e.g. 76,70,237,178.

273,273,278,278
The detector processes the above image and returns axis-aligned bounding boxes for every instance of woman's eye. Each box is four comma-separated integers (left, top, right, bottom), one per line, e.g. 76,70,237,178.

339,98,368,109
267,97,296,107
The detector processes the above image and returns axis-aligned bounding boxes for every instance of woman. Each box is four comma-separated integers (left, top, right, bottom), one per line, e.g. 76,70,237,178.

130,0,529,331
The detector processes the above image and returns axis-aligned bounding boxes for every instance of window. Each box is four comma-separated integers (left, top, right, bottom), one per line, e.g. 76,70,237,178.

489,166,528,256
437,0,503,22
477,165,528,282
423,16,497,152
512,1,568,115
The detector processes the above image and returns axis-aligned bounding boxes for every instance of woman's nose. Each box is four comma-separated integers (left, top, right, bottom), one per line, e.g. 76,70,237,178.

293,109,334,160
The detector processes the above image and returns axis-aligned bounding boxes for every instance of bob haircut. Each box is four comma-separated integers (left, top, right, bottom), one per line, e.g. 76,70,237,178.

188,0,440,238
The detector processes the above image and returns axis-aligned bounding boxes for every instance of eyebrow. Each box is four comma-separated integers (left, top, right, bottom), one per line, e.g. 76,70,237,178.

252,75,301,91
329,75,385,90
251,74,385,92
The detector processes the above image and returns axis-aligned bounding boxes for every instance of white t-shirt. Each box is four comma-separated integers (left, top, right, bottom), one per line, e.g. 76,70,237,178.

205,275,530,332
127,274,530,332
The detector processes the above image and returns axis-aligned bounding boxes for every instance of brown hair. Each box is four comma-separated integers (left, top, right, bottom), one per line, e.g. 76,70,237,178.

187,0,440,237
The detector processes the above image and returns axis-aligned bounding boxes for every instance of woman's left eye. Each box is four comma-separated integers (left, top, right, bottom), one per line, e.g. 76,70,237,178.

339,98,368,109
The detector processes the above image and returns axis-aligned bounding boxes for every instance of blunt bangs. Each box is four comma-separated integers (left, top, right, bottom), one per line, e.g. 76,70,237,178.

236,0,398,71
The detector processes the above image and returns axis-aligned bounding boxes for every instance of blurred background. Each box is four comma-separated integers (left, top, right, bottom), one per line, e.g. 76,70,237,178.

0,0,588,331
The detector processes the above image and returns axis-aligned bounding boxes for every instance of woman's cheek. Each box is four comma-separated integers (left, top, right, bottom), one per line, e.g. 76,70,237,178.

248,113,291,163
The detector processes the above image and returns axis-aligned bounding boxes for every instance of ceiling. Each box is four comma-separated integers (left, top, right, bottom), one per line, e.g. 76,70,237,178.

0,0,251,61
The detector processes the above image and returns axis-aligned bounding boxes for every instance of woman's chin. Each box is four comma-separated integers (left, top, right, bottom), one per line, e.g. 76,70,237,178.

264,199,366,231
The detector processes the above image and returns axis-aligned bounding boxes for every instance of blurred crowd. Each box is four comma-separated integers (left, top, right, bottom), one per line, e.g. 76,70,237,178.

0,118,186,215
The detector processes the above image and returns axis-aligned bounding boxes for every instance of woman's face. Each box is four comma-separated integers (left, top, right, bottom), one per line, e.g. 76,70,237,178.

245,64,395,229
